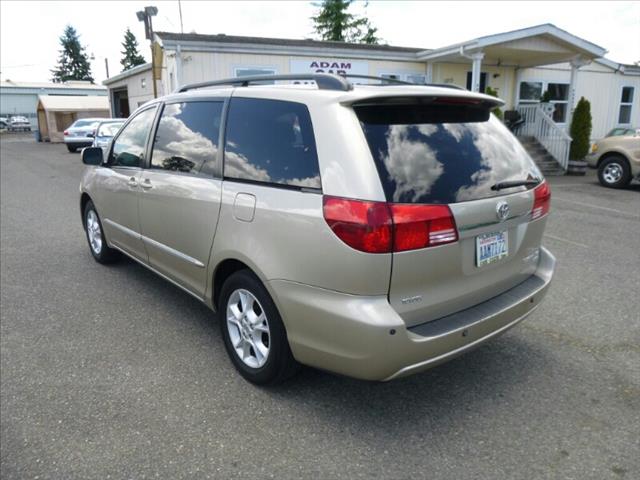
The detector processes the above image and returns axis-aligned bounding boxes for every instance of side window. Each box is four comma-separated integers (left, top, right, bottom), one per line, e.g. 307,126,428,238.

151,101,223,175
110,107,157,167
223,98,321,189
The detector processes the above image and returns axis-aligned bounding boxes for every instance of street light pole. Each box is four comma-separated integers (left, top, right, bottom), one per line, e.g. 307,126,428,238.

137,6,158,98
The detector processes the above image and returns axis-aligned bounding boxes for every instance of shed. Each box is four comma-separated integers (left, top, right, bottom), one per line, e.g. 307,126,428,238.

36,95,110,142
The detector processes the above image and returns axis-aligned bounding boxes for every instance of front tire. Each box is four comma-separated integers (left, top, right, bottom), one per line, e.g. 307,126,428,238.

67,145,77,153
598,156,631,188
83,200,118,263
219,270,299,385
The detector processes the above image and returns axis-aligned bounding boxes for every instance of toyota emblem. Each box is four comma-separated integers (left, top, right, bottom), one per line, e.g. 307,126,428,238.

496,201,510,221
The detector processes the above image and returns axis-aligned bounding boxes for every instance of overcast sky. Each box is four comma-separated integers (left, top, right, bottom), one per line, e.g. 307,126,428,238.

1,1,638,84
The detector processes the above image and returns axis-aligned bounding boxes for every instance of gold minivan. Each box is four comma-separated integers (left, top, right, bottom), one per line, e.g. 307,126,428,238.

80,74,555,384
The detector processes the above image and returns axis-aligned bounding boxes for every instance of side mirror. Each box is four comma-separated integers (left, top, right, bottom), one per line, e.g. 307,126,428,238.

87,131,95,138
82,147,103,166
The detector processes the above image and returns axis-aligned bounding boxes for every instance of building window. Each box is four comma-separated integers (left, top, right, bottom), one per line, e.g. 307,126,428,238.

380,73,426,85
619,86,634,124
518,81,569,123
546,83,569,123
406,74,426,85
519,82,543,104
380,73,400,84
466,72,487,92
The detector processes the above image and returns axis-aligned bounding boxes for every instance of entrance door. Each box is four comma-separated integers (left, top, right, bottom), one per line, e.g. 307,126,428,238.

98,105,158,261
138,100,225,296
112,89,130,118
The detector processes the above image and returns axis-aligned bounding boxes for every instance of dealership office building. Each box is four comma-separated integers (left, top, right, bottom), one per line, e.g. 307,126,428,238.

104,23,639,172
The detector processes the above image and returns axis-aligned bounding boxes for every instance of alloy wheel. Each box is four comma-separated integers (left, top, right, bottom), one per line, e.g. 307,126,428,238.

226,289,270,368
86,210,103,254
602,162,623,184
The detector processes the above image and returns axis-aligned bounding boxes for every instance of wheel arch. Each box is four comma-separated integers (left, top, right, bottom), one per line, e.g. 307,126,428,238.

597,151,630,169
211,257,275,313
80,192,92,225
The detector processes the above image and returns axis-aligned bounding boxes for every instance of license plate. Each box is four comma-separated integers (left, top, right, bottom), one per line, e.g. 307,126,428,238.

476,231,508,267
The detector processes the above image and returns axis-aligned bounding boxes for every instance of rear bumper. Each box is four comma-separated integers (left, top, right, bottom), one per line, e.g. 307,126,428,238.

269,246,555,381
64,137,93,146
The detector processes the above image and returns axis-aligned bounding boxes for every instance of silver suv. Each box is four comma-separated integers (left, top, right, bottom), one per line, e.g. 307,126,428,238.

79,74,555,384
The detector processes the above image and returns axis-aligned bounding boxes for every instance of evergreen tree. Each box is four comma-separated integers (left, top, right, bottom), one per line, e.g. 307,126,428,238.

120,28,146,72
569,97,592,160
312,0,380,44
51,25,94,83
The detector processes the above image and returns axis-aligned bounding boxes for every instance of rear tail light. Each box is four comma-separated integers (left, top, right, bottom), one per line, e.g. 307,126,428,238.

323,196,458,254
389,204,458,251
322,197,392,253
531,181,551,220
63,130,69,136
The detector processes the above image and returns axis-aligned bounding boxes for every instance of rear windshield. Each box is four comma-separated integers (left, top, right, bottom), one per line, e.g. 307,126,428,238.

355,104,541,204
73,120,99,128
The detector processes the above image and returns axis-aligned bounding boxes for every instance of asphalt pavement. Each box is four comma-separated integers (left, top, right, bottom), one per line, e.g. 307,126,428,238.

1,133,639,479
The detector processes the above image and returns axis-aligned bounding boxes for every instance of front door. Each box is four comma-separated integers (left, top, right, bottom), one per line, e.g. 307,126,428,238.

138,100,225,296
99,105,158,261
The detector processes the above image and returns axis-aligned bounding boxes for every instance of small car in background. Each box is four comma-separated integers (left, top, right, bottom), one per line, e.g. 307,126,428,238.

63,118,105,152
0,116,8,129
8,116,31,132
587,132,640,188
92,119,126,154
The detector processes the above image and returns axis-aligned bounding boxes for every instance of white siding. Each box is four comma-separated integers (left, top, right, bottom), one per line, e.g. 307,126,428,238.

167,50,427,87
520,63,640,139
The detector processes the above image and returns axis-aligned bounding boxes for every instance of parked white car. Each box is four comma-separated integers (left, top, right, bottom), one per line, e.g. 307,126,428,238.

8,116,31,132
63,118,105,152
92,119,126,154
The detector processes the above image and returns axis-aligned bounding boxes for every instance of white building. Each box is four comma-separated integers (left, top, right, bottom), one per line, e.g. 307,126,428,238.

0,80,107,129
103,24,639,172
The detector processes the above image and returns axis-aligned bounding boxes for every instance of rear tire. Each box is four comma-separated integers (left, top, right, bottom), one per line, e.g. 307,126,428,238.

219,270,299,385
598,156,631,188
83,200,118,264
67,145,77,153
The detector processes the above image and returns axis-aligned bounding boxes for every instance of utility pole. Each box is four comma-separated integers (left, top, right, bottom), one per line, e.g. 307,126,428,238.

137,6,159,98
104,58,110,79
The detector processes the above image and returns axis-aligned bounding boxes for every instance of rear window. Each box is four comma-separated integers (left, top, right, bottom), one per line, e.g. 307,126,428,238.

355,104,541,204
224,98,321,189
74,119,98,128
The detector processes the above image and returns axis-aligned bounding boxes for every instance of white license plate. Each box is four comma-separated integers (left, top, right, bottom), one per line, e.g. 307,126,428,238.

476,231,508,267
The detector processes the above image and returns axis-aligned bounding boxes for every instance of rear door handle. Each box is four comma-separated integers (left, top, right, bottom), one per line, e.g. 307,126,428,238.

127,176,138,187
140,178,153,189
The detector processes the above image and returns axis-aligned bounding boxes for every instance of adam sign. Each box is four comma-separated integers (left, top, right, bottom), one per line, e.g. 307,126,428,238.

290,59,368,77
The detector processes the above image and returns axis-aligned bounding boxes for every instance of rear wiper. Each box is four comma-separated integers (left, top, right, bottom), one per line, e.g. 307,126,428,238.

491,179,540,191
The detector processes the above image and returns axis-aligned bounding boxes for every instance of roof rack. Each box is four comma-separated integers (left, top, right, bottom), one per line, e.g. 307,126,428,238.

175,73,353,93
175,73,467,93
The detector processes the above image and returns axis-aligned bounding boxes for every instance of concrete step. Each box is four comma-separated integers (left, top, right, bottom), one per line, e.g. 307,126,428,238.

518,137,566,176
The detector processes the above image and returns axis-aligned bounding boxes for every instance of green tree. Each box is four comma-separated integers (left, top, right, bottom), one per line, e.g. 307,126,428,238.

51,25,94,83
312,0,380,44
120,28,146,72
569,97,592,160
484,86,503,120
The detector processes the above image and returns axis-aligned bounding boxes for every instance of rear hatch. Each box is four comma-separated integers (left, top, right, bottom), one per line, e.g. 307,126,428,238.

353,97,550,327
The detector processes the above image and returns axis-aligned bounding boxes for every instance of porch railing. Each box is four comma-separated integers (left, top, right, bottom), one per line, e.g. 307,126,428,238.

516,104,572,172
